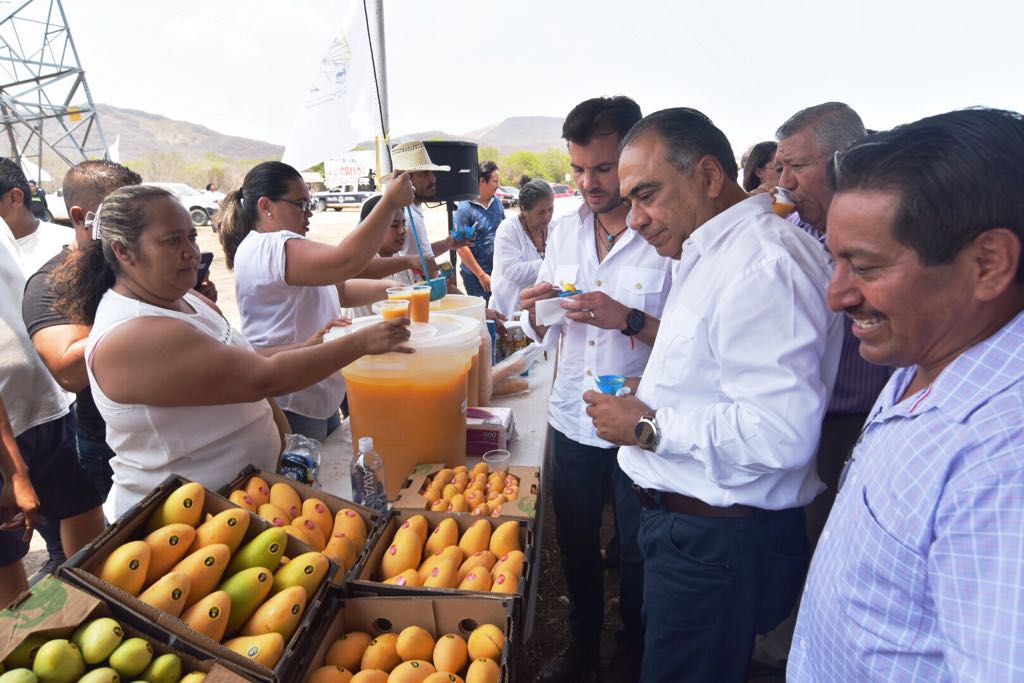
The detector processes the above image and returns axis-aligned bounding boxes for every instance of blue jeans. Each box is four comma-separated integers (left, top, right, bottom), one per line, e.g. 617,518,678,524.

77,431,114,502
284,410,341,443
550,428,644,651
637,504,808,682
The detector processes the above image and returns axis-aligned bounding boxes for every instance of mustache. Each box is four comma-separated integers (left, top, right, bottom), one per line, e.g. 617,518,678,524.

844,306,885,318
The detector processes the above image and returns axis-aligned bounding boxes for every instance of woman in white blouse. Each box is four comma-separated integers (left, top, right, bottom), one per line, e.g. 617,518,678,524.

488,179,554,318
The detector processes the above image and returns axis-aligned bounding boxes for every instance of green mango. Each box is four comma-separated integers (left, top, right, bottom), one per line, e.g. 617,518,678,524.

107,638,153,679
178,673,206,683
139,653,180,683
77,668,120,683
76,617,125,664
217,566,273,635
225,527,287,576
31,639,84,683
2,635,46,669
0,668,38,683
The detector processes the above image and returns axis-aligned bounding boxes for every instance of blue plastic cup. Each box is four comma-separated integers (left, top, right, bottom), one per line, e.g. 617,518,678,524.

596,374,626,395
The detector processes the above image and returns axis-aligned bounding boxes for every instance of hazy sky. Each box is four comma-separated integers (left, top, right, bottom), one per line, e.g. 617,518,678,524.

60,0,1024,156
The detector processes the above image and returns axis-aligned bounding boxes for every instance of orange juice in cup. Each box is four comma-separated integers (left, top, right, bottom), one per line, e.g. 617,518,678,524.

376,299,409,321
771,187,797,217
408,285,432,323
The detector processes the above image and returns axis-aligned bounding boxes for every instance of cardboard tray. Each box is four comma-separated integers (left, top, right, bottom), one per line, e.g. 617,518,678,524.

58,474,337,682
289,595,515,682
0,575,245,682
220,466,388,584
345,509,535,636
392,460,540,519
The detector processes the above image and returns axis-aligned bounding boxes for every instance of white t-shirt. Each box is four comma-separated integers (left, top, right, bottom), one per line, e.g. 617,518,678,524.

233,230,346,419
397,203,431,262
13,220,73,277
86,290,279,519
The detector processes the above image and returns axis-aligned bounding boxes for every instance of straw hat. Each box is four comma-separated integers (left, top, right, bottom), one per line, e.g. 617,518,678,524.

391,141,450,172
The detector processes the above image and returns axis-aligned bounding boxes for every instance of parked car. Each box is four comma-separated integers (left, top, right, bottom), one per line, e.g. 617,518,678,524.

550,183,575,199
311,183,374,211
48,188,70,223
496,185,519,208
142,182,220,228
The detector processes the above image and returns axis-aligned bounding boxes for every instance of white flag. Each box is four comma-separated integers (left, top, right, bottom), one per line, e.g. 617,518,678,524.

282,2,382,172
107,135,120,163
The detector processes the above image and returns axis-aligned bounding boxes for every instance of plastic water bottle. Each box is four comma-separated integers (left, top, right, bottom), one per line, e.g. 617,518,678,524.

350,437,387,513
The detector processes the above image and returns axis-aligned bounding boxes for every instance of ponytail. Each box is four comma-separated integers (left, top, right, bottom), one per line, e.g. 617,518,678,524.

217,189,254,269
50,239,116,325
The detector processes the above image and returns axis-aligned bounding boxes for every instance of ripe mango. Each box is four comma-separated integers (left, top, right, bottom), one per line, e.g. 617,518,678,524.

471,462,489,476
308,665,353,683
423,553,459,589
380,528,422,580
396,625,434,662
423,673,465,683
219,566,274,634
148,481,205,531
181,590,232,642
332,509,368,547
388,660,436,683
229,490,257,512
470,504,490,516
488,521,520,557
484,494,506,513
382,568,421,587
138,571,191,616
142,523,196,586
190,508,250,554
323,534,358,573
465,658,499,683
302,498,334,543
325,631,371,671
240,585,307,641
458,568,492,591
72,616,123,664
457,520,491,556
97,540,150,596
31,639,83,683
223,633,284,668
490,570,518,594
467,624,504,661
350,671,387,683
271,551,328,597
107,637,153,678
490,550,523,579
418,546,463,583
447,495,468,513
244,476,272,507
441,484,458,502
400,515,429,545
78,667,120,683
2,633,46,668
226,527,287,576
429,499,449,512
179,672,208,683
290,516,327,550
457,551,497,584
434,468,454,486
170,543,230,607
257,503,291,528
285,522,322,551
424,518,459,556
269,482,302,521
432,633,468,674
140,652,181,683
360,633,400,673
464,490,484,509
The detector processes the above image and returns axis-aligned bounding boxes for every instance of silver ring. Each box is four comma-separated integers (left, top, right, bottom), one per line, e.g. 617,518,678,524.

589,310,596,320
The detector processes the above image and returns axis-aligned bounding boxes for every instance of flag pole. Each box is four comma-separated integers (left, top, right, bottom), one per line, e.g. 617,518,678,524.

366,0,391,175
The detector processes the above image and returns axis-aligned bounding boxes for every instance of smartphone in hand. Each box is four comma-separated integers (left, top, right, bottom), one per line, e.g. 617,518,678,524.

195,251,214,289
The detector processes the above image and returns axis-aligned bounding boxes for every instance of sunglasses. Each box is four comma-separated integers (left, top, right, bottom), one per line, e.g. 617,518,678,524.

278,198,312,212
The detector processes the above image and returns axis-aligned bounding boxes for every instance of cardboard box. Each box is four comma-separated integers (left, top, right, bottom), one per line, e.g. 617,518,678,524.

466,405,516,456
393,460,539,519
346,509,534,636
220,466,387,584
289,595,515,682
0,575,245,681
59,474,337,682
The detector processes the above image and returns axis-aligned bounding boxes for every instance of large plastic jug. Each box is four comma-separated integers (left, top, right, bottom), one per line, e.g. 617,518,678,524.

327,313,480,498
429,293,486,322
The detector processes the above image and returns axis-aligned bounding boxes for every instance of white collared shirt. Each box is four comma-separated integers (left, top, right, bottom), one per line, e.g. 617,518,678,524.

523,204,672,447
618,194,843,509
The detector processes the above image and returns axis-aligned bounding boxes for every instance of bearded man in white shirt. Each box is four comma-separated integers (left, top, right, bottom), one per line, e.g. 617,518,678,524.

585,107,843,682
521,96,673,682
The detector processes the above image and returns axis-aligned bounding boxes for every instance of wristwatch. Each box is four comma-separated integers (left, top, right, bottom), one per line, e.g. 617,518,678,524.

621,308,646,336
635,414,660,451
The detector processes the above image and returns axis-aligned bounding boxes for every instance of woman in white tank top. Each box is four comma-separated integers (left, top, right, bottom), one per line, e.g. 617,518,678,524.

218,162,419,441
50,185,414,519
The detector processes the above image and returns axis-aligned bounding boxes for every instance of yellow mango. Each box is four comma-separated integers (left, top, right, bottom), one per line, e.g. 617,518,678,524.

490,550,523,579
142,523,196,586
240,585,307,641
456,551,497,584
434,469,454,486
458,568,492,592
432,633,468,674
484,494,506,513
244,476,272,507
137,571,191,616
332,509,369,547
269,483,302,521
465,658,499,683
424,518,459,556
302,498,334,544
190,508,250,554
422,554,459,589
490,570,518,594
457,520,491,556
97,540,150,596
447,495,468,513
389,660,436,683
441,484,458,502
452,465,469,475
325,631,372,671
285,524,321,551
360,633,400,673
399,515,429,545
396,625,434,662
470,504,490,517
380,528,423,580
382,568,421,587
464,490,484,510
466,624,504,661
453,472,470,490
418,546,463,583
323,534,358,573
148,482,205,531
429,499,449,512
487,521,520,557
471,462,489,477
228,490,257,513
169,543,230,607
423,673,464,683
351,671,388,683
290,517,327,551
308,665,353,683
271,551,328,596
180,590,232,641
223,633,284,668
257,503,291,528
423,487,442,505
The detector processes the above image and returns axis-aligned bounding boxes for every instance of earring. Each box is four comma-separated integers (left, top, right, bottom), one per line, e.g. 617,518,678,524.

266,212,271,217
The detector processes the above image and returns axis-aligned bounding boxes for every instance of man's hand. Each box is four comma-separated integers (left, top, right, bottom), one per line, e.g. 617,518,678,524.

0,470,38,542
485,308,507,335
382,171,415,210
584,390,654,446
562,291,629,331
519,281,559,315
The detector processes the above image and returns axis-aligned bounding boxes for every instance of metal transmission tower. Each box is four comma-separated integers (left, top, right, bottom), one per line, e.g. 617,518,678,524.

0,0,107,181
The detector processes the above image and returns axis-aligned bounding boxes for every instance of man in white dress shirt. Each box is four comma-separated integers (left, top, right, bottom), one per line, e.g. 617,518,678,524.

521,96,673,682
585,107,843,682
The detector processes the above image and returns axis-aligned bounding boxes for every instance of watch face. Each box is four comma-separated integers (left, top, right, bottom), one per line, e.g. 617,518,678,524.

635,419,656,448
628,309,645,330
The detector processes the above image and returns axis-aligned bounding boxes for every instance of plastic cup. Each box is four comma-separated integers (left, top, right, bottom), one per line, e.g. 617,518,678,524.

596,374,626,395
771,187,797,217
375,299,409,320
408,285,432,323
483,449,510,473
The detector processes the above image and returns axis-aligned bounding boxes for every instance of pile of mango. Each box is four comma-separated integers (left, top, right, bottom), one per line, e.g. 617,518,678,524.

420,464,519,516
0,616,206,683
375,515,523,594
92,482,332,669
226,477,368,574
308,622,505,683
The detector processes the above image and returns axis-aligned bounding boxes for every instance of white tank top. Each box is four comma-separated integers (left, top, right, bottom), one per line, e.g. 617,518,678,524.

86,290,279,520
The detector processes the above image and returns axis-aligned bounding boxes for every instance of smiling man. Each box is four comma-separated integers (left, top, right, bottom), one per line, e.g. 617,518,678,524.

790,108,1024,682
583,107,842,682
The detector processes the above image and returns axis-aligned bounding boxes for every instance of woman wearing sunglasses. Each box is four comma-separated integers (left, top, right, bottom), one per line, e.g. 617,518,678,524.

219,161,416,441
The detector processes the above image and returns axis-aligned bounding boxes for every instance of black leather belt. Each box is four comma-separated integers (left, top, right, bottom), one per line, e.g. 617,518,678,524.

632,483,756,518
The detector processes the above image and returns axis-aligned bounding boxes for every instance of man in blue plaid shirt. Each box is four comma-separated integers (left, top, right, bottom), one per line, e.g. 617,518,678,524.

790,108,1024,681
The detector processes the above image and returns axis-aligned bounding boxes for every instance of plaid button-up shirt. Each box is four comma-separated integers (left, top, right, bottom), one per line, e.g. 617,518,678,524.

790,309,1024,682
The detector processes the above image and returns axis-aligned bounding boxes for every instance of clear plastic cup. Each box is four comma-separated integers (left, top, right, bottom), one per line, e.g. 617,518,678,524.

483,449,511,473
409,285,432,322
771,187,797,217
374,299,410,320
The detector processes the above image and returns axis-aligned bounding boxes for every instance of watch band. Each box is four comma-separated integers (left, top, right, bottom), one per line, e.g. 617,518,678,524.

621,307,646,336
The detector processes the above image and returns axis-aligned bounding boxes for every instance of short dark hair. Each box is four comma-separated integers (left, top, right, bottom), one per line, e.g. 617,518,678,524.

777,102,866,156
621,107,738,181
742,141,778,192
562,96,642,145
832,107,1024,281
63,160,141,215
359,193,384,222
0,157,30,200
479,160,498,183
